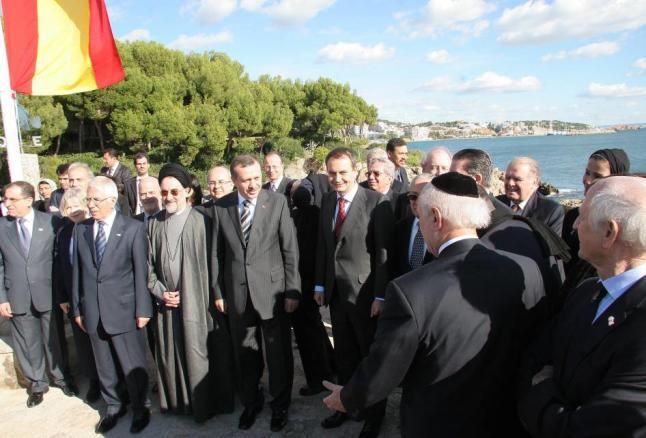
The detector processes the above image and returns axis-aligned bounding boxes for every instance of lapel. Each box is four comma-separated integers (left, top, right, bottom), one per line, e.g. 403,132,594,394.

100,213,124,269
337,186,366,243
4,217,25,259
248,190,268,247
27,211,46,260
83,220,98,267
522,191,540,218
225,193,245,245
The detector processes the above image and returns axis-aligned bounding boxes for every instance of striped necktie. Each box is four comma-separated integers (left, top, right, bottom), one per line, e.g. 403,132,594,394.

95,221,107,265
18,218,31,257
240,200,252,245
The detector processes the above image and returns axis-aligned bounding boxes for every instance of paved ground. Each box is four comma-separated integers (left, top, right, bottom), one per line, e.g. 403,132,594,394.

0,314,402,438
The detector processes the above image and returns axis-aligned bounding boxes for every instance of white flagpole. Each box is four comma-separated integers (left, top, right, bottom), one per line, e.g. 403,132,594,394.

0,4,24,181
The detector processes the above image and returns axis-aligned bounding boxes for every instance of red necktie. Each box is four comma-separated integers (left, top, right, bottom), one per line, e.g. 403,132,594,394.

334,197,347,239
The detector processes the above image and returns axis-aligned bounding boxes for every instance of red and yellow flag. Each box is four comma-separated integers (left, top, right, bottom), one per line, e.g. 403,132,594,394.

1,0,125,95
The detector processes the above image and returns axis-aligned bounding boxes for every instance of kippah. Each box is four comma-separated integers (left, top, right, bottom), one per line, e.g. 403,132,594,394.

158,163,192,188
431,172,479,198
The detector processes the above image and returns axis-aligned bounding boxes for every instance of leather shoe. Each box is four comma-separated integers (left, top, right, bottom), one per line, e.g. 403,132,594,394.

359,416,384,438
238,392,264,430
86,381,101,403
59,384,77,397
270,409,288,432
299,384,325,396
321,411,348,429
95,406,127,434
26,392,43,408
130,408,151,434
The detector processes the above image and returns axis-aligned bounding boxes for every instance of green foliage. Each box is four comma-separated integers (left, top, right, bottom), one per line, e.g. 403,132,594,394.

18,95,68,148
312,146,330,171
264,137,304,161
407,149,423,168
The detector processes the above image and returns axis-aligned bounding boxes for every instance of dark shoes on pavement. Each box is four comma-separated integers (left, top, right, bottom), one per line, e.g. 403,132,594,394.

299,384,325,396
270,409,288,432
95,405,127,434
238,391,264,430
359,415,384,438
85,380,101,403
130,408,151,434
26,392,43,408
321,411,348,428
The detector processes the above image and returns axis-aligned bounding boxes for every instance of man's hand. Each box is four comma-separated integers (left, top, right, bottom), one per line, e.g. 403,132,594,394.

215,299,226,314
284,298,299,313
136,317,151,329
314,292,325,306
370,299,383,318
74,316,86,333
59,302,71,314
322,380,347,413
0,302,13,319
162,291,180,308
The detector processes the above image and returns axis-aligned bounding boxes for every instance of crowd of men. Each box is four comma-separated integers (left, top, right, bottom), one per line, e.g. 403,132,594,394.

0,140,645,438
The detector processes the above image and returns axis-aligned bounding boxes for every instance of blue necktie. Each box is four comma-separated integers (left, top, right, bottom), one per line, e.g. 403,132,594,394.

95,221,107,265
409,226,425,269
18,218,31,257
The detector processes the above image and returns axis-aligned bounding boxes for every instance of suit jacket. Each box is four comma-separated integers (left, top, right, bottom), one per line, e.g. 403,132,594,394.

101,162,132,193
341,239,546,438
393,167,409,193
497,191,565,236
519,276,646,437
0,211,61,313
71,213,151,335
124,175,153,215
301,172,330,208
389,216,433,279
211,190,300,320
314,186,393,304
53,218,75,305
262,177,294,199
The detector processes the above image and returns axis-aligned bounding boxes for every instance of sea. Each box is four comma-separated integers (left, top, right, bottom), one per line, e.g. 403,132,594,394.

410,129,646,200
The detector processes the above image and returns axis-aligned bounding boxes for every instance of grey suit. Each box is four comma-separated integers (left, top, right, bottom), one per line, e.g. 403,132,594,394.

497,191,565,236
72,212,152,414
0,211,66,393
211,189,300,410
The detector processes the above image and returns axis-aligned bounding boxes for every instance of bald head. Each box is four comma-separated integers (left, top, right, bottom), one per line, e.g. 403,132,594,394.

422,147,452,176
139,176,162,216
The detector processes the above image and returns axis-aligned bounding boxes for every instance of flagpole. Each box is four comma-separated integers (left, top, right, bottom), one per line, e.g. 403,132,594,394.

0,5,24,181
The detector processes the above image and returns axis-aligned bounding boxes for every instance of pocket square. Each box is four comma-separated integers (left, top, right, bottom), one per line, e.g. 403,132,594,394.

116,233,122,237
37,228,44,231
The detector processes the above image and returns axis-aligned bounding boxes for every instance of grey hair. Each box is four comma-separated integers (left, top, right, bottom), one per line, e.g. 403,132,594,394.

422,146,452,165
411,173,435,186
587,177,646,252
366,147,388,163
67,162,94,179
59,187,86,216
418,183,491,229
368,157,395,179
509,156,541,184
88,176,118,199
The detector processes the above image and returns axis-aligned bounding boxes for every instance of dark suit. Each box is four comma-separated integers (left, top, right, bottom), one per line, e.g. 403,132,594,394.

300,172,330,208
262,177,294,199
393,167,409,193
388,216,433,279
124,176,141,215
211,190,300,411
519,276,646,437
101,162,132,193
497,191,565,235
0,211,66,393
341,239,546,437
71,212,152,415
315,186,393,418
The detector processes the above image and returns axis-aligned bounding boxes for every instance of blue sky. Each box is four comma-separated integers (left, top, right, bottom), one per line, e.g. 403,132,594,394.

107,0,646,125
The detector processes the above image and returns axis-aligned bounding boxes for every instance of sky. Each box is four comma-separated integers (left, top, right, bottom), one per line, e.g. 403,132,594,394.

107,0,646,125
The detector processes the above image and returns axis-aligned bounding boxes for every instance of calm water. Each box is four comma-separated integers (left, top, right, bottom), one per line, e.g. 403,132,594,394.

410,129,646,199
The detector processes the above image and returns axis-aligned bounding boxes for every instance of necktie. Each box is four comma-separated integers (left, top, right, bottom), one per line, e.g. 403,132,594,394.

271,183,277,192
334,197,347,239
240,200,252,245
95,221,107,265
409,226,425,269
136,177,142,214
18,218,30,257
511,203,521,213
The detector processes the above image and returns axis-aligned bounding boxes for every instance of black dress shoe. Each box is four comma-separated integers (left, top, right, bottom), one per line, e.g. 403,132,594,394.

238,392,264,430
95,406,127,434
130,408,151,434
270,409,288,432
299,384,325,396
59,384,77,397
26,392,43,408
321,411,348,429
86,381,101,403
359,416,384,438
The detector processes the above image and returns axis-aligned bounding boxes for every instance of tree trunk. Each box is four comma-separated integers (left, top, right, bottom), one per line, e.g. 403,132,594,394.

78,120,84,153
94,120,104,151
54,135,62,155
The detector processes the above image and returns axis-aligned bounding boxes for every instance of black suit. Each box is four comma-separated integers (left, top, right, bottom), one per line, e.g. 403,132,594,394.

124,175,154,216
71,212,152,415
393,167,409,193
388,216,433,279
211,190,300,411
519,276,646,437
497,191,565,235
341,239,546,437
101,162,132,193
262,177,294,199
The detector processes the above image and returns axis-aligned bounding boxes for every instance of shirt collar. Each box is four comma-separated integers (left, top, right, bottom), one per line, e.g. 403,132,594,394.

271,176,283,189
601,264,646,300
237,192,257,207
438,235,478,256
337,183,359,203
98,209,117,226
22,208,35,223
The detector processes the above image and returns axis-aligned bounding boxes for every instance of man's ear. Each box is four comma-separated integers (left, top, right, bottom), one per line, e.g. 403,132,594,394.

602,219,620,249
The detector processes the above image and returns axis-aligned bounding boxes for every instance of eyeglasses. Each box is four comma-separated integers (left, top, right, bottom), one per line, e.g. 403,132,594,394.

161,189,182,197
87,197,111,205
406,192,419,201
207,180,231,186
366,171,384,178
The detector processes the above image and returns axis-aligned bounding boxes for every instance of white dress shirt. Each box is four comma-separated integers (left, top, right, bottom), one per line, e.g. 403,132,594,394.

93,209,117,242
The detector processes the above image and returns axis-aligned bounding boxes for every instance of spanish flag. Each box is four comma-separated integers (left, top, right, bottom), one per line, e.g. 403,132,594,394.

1,0,124,95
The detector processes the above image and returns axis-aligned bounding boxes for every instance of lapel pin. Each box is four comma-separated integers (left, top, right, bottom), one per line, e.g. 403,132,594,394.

116,233,122,237
38,228,43,231
608,316,615,326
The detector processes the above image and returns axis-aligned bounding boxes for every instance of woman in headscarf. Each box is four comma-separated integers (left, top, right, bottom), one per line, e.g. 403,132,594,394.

561,148,630,290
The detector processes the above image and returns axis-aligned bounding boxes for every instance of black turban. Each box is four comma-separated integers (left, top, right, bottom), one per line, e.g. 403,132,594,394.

158,163,191,188
431,172,479,198
590,148,630,175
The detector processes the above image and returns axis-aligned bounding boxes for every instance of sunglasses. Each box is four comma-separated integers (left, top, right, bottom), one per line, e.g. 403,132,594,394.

161,189,182,197
406,192,419,201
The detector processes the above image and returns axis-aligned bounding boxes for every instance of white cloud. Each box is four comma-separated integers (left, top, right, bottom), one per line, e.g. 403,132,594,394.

392,0,496,39
585,82,646,98
240,0,266,11
419,71,541,93
188,0,237,25
635,58,646,69
541,41,619,61
168,32,233,51
426,49,453,64
245,0,336,26
119,29,151,42
318,42,395,63
498,0,646,45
